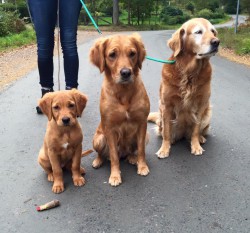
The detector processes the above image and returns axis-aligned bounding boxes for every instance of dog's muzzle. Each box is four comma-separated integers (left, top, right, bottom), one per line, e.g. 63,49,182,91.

210,38,220,52
120,68,132,83
62,117,70,126
198,38,220,57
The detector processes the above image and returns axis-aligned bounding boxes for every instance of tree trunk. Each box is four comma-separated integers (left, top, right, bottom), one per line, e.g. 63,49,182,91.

137,5,140,25
113,0,119,25
128,0,131,25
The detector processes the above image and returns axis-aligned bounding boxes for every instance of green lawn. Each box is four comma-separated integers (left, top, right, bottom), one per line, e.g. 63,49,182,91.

0,28,36,52
218,26,250,55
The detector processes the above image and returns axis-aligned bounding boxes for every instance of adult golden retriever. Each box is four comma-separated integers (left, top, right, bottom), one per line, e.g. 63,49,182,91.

148,18,220,158
89,34,150,186
38,89,88,193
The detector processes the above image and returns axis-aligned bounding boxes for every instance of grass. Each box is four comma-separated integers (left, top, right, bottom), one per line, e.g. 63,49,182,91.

0,28,36,53
217,25,250,55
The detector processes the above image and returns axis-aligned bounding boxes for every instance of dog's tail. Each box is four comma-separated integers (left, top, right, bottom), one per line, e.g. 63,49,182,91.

147,112,159,124
81,149,94,158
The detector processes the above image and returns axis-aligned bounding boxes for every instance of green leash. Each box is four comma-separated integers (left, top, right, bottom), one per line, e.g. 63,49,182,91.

79,0,102,34
80,1,175,64
146,56,176,64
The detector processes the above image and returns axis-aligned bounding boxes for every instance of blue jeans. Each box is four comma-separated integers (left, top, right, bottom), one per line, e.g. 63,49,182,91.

27,0,82,89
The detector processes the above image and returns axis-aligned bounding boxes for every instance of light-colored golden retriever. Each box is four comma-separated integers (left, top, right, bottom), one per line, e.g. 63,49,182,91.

38,89,88,193
89,34,150,186
148,18,220,158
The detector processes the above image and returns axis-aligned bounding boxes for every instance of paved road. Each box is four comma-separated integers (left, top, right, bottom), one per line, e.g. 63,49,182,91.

215,15,248,28
0,30,250,233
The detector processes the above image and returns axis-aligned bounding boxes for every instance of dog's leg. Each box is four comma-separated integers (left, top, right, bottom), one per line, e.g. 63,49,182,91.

191,104,211,155
92,132,106,168
191,123,204,155
127,154,137,165
38,148,54,182
199,106,211,144
71,145,86,187
48,153,64,193
65,160,86,175
137,121,150,176
92,154,104,168
106,131,122,186
156,105,172,158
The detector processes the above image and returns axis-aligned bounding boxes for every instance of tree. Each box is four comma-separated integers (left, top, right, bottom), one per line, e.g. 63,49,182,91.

242,0,250,16
186,1,195,15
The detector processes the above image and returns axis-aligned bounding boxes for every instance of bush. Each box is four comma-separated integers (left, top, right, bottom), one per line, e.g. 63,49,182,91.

162,14,191,25
161,6,183,17
207,0,219,12
160,6,191,25
196,8,213,19
213,8,225,19
0,2,30,20
0,9,26,36
17,2,30,20
186,1,195,14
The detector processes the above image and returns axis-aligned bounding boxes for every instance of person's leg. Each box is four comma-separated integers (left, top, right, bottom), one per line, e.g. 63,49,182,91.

59,0,82,89
27,0,57,89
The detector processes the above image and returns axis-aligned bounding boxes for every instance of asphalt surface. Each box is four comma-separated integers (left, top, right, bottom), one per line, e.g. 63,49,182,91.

216,15,248,28
0,30,250,233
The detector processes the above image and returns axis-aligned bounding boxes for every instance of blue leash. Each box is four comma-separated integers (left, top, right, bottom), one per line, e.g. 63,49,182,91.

80,1,175,64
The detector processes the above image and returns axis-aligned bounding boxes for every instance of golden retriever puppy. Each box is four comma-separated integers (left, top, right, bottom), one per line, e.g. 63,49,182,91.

89,34,150,186
38,89,88,193
148,18,220,158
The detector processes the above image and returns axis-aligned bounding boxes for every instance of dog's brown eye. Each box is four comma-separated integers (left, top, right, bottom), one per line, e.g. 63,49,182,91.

53,105,59,110
109,51,116,59
68,103,75,108
195,30,202,34
129,51,136,58
211,29,216,35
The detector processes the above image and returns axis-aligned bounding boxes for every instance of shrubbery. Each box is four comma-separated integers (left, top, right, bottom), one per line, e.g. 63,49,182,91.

0,2,30,19
0,9,26,36
196,8,225,20
196,8,214,19
160,6,190,25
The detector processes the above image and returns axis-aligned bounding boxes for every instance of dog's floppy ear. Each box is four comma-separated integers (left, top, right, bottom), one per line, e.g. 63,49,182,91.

131,33,146,69
168,28,185,57
38,92,54,121
71,89,88,117
89,37,108,73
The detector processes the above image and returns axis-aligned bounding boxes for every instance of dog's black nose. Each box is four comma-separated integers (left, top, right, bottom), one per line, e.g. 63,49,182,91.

120,68,131,79
211,38,220,48
62,117,70,125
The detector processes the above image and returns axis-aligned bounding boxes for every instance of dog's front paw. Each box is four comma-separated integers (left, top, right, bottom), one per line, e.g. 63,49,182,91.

191,143,204,155
52,182,64,194
127,154,137,165
156,144,170,158
80,166,86,175
73,176,86,186
109,173,122,187
47,173,54,182
92,156,103,169
199,136,207,144
137,163,150,176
